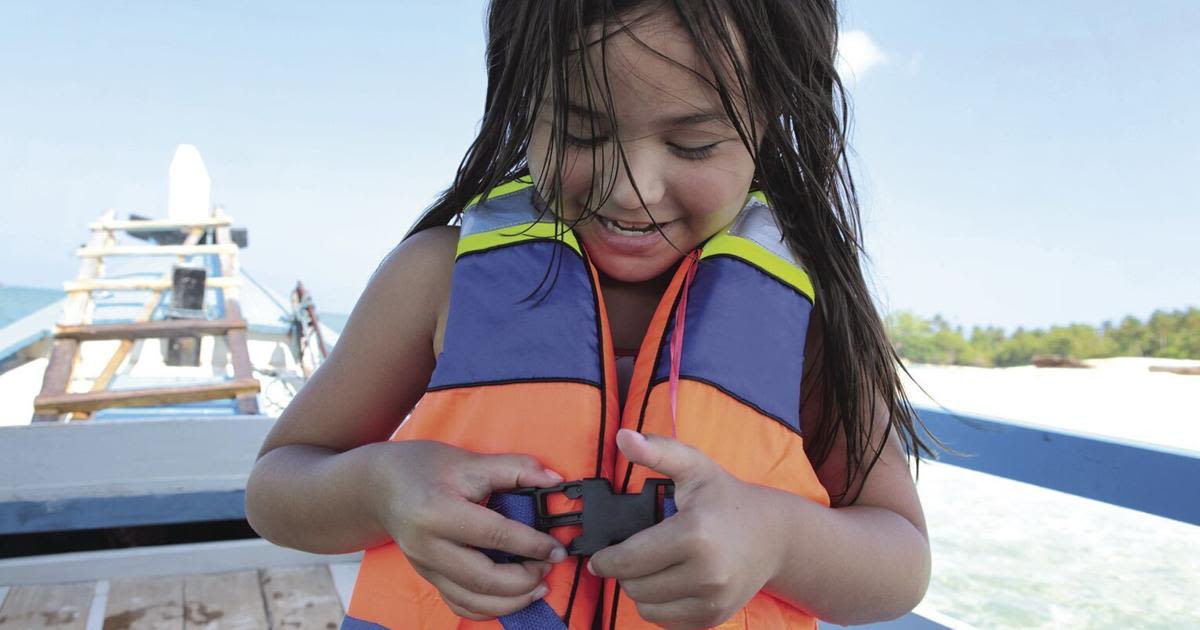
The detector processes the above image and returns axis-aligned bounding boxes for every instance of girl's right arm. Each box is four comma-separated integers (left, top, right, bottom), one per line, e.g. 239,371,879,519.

245,227,567,619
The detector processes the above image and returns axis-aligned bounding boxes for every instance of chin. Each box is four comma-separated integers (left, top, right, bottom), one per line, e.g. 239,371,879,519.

589,252,680,285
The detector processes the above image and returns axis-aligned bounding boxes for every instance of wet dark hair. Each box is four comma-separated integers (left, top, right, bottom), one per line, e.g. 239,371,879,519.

409,0,933,504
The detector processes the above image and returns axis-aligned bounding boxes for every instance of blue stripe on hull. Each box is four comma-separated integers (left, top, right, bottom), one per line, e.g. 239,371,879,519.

429,240,602,389
340,614,390,629
654,256,810,431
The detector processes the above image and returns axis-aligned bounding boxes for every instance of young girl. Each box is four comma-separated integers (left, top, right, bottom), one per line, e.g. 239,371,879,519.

246,1,932,628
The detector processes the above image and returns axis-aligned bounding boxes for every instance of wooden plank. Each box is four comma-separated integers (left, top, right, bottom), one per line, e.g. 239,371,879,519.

102,577,183,630
32,339,79,422
76,245,237,258
33,211,113,422
34,379,260,414
90,218,230,231
212,210,259,416
0,539,362,586
260,566,344,629
55,319,247,342
64,278,241,293
0,582,94,630
182,571,267,630
0,416,272,503
222,301,258,415
215,215,258,410
85,228,204,402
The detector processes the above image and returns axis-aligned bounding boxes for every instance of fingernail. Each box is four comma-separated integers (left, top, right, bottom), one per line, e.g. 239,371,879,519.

586,559,597,576
544,468,564,482
548,547,567,563
533,584,549,599
620,428,646,443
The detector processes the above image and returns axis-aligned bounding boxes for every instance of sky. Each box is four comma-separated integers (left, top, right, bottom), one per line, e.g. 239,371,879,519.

1,1,1197,332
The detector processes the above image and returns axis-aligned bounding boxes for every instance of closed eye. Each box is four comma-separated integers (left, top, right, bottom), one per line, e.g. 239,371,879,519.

565,133,609,147
668,141,720,161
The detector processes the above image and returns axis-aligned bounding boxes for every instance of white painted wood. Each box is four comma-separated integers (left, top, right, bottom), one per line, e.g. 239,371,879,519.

56,210,113,331
102,576,184,630
90,218,231,231
327,563,360,612
83,580,106,630
183,571,263,630
0,586,8,609
0,581,94,629
0,416,274,502
64,277,241,293
912,603,979,630
0,539,363,586
167,145,212,222
76,245,237,258
260,566,343,627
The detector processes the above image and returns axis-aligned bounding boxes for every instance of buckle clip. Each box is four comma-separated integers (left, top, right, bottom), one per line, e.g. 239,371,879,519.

517,477,674,556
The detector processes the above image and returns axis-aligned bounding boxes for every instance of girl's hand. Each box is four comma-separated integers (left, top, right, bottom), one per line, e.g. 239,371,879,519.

368,440,569,621
587,430,786,630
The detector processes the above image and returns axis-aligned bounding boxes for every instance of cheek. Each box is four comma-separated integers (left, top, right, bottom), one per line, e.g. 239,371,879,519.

673,165,751,227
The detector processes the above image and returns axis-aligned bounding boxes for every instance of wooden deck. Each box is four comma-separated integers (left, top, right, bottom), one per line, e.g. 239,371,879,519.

0,539,361,630
0,562,359,630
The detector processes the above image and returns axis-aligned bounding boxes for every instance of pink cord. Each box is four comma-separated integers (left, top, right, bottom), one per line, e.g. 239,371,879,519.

668,256,699,437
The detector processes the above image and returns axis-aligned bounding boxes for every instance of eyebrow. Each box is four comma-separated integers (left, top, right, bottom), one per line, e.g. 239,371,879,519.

566,101,731,127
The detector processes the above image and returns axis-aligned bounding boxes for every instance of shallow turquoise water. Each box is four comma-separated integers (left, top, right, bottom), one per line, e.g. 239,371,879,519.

917,462,1200,628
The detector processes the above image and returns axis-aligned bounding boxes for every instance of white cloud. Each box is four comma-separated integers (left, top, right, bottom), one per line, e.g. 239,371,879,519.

837,30,889,85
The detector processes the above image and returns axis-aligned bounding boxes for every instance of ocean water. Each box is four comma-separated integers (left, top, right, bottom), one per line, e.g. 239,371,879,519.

917,461,1200,628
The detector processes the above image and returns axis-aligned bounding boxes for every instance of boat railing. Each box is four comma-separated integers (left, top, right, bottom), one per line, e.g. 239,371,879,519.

1,406,1196,627
842,404,1200,629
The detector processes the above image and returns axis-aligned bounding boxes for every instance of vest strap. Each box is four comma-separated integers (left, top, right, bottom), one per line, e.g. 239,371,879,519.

486,492,569,630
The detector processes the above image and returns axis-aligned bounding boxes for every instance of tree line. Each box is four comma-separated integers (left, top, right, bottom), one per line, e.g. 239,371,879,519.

885,307,1200,367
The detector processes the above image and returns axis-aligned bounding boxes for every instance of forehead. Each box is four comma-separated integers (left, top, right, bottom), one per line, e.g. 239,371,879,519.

566,9,736,120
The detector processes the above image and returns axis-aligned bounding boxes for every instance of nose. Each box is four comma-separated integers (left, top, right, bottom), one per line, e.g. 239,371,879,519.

605,145,665,214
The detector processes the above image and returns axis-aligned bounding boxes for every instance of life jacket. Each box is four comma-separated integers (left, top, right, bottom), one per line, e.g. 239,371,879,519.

343,180,830,629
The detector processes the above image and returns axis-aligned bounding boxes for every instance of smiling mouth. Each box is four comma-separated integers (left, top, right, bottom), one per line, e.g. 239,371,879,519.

596,215,673,236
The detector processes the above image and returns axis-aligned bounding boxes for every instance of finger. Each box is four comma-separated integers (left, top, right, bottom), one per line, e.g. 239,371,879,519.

619,562,700,604
411,538,549,597
635,597,721,629
461,453,565,499
616,428,714,489
588,518,688,580
415,562,550,620
438,500,567,562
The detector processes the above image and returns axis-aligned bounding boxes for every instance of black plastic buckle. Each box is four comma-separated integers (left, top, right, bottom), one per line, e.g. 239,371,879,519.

515,478,674,556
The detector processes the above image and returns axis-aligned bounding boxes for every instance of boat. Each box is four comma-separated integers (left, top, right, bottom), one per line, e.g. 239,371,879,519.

0,147,1196,628
0,146,357,627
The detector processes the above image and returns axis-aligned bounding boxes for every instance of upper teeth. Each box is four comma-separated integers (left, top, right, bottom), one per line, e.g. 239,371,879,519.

600,216,657,234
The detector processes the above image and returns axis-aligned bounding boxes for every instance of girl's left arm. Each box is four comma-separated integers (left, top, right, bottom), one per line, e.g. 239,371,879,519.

763,412,931,625
589,426,928,628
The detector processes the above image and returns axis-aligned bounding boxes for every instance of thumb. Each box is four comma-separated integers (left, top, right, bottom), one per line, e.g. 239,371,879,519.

615,429,712,487
463,453,564,500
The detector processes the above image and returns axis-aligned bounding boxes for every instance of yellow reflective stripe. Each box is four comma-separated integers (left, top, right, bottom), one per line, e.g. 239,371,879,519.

456,221,581,258
465,177,534,210
701,233,815,302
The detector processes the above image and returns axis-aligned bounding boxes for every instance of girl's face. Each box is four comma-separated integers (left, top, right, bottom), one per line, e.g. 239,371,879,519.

527,10,759,285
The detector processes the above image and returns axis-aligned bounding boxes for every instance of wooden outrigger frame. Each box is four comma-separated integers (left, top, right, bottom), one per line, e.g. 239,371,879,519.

31,209,260,421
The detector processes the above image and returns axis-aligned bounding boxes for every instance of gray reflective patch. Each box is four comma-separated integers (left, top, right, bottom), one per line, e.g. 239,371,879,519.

461,187,549,236
728,199,799,265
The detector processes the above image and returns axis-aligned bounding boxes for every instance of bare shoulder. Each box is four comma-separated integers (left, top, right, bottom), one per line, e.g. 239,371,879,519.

257,225,459,455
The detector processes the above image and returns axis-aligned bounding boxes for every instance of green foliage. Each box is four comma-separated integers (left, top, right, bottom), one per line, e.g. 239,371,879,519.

885,307,1200,366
